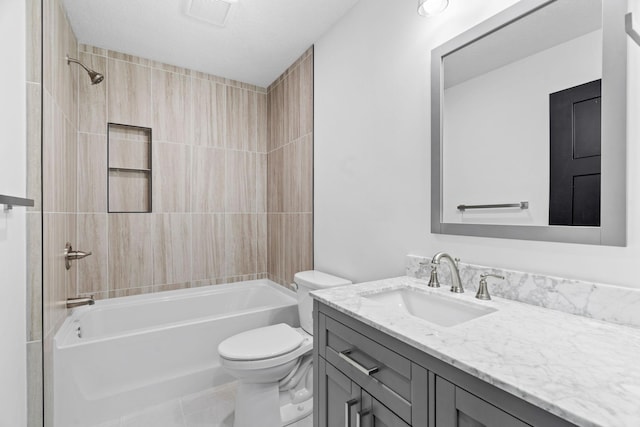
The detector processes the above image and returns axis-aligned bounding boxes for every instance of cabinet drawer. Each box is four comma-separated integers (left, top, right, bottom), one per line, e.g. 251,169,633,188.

436,376,531,427
320,314,413,423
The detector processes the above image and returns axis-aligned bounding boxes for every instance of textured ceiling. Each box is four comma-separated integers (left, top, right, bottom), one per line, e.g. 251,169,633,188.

62,0,360,87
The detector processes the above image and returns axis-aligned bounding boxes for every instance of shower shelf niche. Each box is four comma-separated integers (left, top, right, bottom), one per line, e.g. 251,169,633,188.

107,123,152,213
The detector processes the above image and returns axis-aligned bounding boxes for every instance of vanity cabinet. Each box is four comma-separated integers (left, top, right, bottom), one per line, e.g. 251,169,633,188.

314,301,576,427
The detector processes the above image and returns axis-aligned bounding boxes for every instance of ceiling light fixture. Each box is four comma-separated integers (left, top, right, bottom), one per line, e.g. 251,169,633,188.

418,0,449,17
186,0,239,27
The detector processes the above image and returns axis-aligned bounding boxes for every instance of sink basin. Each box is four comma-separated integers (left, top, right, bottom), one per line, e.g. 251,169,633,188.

362,288,497,327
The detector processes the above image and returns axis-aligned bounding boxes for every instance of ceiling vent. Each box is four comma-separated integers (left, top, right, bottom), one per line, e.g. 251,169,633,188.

186,0,239,27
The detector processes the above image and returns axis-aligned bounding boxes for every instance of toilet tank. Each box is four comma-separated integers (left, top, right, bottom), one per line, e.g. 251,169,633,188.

294,270,352,334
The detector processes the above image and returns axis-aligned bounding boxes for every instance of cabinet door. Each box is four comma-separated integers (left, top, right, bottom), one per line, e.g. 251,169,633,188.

435,377,531,427
317,357,361,427
361,390,411,427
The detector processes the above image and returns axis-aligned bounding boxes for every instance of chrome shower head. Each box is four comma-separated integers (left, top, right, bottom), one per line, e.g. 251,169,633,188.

66,54,104,85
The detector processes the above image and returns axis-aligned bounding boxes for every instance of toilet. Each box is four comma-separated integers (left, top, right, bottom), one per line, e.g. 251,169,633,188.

218,270,352,427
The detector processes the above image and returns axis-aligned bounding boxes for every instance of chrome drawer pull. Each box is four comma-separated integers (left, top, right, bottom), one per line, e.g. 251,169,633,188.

345,398,358,427
357,409,370,427
339,350,379,376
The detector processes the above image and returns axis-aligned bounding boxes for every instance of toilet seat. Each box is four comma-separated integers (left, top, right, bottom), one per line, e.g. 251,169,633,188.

219,325,312,371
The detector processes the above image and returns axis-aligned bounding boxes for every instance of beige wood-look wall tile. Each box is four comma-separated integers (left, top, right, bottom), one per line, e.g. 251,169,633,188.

77,214,108,296
282,141,298,213
27,340,43,427
108,171,150,212
43,332,53,427
153,283,190,293
299,55,314,136
153,142,191,212
268,82,284,152
153,214,192,285
225,150,256,213
65,213,78,298
107,59,152,127
43,103,65,212
301,134,313,212
78,52,107,134
226,86,256,151
152,69,191,143
225,214,257,277
108,50,152,66
27,213,42,342
267,147,284,213
192,78,225,147
108,213,153,290
27,83,42,211
109,140,150,170
64,117,77,213
192,146,225,213
257,214,267,274
267,214,284,283
43,213,67,335
109,287,153,298
52,0,78,126
257,153,267,214
192,214,225,280
283,213,313,285
284,65,300,144
26,0,42,84
78,133,107,212
257,92,267,153
42,0,53,92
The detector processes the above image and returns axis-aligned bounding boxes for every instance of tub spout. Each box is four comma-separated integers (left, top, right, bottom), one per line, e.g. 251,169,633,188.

66,296,95,309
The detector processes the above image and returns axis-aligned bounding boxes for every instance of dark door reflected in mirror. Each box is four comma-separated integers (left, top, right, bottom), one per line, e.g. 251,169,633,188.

549,79,601,226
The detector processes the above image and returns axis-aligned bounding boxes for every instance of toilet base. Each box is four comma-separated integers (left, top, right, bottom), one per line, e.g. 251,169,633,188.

281,395,313,426
232,382,313,427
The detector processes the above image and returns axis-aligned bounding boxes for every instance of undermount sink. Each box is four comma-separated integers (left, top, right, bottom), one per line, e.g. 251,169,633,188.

362,287,497,327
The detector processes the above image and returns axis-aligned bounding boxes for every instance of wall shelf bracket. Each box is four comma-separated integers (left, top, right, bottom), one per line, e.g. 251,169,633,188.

627,13,640,47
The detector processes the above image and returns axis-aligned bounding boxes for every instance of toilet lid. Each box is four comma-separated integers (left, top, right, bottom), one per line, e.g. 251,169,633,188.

218,324,304,361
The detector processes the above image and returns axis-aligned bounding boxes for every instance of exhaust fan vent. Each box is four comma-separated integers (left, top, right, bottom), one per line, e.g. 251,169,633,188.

186,0,239,27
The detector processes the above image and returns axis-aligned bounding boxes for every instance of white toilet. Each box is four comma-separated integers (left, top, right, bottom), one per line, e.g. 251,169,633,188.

218,270,352,427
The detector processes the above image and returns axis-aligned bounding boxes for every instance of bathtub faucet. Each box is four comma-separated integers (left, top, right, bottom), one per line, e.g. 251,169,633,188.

66,296,95,309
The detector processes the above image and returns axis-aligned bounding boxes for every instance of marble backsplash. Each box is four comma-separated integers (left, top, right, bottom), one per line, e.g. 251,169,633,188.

406,254,640,329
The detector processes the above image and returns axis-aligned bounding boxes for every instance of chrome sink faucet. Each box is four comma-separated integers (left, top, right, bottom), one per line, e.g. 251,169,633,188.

431,252,464,293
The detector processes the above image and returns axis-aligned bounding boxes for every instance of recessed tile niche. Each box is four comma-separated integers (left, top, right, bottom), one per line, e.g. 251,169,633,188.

107,123,152,213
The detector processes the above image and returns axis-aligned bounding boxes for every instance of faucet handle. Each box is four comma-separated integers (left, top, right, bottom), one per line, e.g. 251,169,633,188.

427,266,440,288
476,273,504,300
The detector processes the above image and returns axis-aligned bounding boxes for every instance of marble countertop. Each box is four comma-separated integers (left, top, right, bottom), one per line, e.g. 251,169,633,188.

311,276,640,427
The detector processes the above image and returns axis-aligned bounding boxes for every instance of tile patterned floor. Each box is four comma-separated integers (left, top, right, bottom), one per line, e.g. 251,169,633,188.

92,382,313,427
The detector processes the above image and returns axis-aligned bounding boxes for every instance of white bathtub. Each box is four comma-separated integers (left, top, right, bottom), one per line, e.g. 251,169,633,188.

53,279,299,427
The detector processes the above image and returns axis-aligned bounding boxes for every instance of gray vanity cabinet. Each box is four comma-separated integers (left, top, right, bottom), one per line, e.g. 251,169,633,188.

314,301,576,427
435,377,530,427
317,357,411,427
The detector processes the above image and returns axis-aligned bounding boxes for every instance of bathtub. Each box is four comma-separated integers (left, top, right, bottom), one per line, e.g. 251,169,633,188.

53,279,299,427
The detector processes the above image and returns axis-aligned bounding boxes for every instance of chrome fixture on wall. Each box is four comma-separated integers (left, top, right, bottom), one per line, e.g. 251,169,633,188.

66,54,104,85
64,243,92,270
418,0,449,17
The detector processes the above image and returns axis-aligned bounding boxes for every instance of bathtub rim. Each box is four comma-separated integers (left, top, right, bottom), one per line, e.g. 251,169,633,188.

55,279,298,348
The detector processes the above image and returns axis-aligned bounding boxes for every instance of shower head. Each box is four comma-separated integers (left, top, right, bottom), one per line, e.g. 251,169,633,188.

66,54,104,85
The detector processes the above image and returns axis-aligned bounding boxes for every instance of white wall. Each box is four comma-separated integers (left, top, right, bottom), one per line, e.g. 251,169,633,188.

443,30,601,225
0,0,28,425
314,0,640,288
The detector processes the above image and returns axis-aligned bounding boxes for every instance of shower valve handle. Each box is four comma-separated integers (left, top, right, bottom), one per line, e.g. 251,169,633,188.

64,243,92,270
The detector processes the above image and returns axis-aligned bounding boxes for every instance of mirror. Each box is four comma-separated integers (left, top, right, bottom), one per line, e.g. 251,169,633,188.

431,0,628,246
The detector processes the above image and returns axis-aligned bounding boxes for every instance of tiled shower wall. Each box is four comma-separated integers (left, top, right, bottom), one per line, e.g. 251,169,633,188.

25,0,43,425
267,48,314,287
38,0,80,425
75,45,269,299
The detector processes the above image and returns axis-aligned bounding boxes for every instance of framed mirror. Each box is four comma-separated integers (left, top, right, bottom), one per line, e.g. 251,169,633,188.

431,0,628,246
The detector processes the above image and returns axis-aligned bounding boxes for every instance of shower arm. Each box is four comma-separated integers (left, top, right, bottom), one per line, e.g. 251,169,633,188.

66,55,92,74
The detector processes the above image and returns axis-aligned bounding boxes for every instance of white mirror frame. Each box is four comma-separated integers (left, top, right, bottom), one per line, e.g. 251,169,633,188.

431,0,628,246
